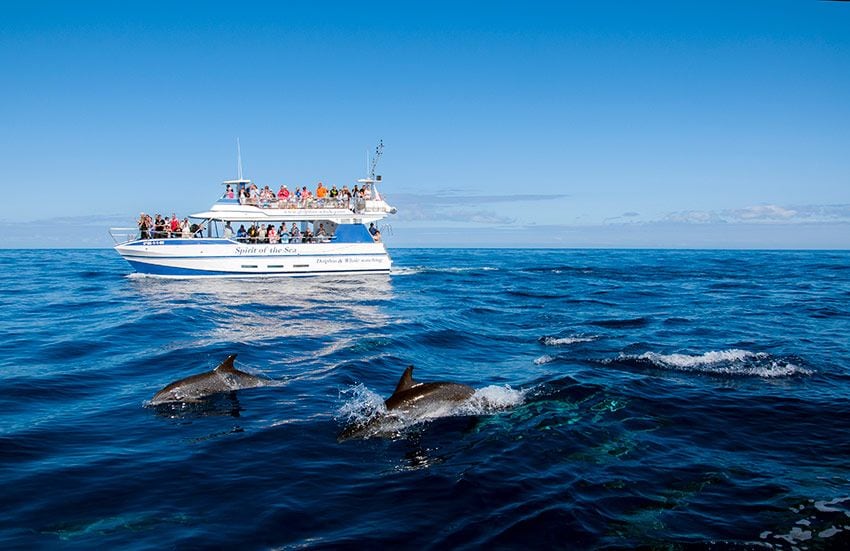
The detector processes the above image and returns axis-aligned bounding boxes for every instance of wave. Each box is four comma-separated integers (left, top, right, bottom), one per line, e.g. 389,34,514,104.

507,290,573,299
588,317,650,328
390,267,425,276
534,355,556,365
522,266,595,275
539,334,599,346
608,349,811,378
391,266,498,276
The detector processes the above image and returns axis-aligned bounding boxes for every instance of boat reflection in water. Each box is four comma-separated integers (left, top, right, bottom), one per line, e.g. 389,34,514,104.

128,275,394,346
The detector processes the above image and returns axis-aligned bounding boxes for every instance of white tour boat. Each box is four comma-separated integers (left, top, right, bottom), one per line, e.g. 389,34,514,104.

110,143,396,277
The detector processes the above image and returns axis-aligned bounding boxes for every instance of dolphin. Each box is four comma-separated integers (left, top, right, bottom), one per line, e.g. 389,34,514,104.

339,365,475,440
149,354,266,405
385,365,475,413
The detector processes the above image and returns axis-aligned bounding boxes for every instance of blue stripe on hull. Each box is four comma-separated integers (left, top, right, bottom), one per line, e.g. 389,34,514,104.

125,260,389,277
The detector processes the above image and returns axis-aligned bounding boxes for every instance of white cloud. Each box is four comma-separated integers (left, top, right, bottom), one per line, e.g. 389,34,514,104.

731,204,797,221
664,210,724,224
662,203,850,225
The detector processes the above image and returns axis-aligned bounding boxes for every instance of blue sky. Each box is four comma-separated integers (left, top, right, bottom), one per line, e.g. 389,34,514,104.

1,1,848,248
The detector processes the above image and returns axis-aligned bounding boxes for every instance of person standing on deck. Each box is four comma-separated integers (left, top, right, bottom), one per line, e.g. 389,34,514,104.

138,213,150,239
170,214,180,237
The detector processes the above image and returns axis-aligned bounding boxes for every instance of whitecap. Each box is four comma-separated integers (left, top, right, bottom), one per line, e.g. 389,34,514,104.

617,349,812,378
390,267,424,276
638,349,764,367
534,355,556,365
540,334,599,346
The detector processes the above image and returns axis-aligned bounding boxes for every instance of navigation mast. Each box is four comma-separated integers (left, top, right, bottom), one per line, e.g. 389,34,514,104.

237,138,243,180
359,140,384,201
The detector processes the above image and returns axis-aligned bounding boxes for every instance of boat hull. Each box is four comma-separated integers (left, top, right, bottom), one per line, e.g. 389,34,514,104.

115,239,391,278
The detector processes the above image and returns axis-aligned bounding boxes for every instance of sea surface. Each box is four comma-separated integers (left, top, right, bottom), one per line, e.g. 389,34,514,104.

1,248,849,549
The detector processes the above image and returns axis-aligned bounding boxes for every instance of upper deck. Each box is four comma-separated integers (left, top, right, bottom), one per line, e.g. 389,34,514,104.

191,177,396,224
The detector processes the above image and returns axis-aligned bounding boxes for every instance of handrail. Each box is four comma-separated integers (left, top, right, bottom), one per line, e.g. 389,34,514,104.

238,197,374,211
110,228,338,245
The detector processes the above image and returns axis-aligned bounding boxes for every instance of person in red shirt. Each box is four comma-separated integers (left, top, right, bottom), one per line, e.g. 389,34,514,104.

170,213,180,237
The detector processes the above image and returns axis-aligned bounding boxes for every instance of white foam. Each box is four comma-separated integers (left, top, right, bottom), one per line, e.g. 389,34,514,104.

439,266,498,273
620,349,812,378
460,385,526,414
336,384,387,424
815,497,850,515
775,526,812,544
391,266,497,276
534,355,556,365
819,526,842,538
390,267,424,276
541,335,599,346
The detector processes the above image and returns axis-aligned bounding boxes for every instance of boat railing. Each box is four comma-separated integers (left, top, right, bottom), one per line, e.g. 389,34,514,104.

237,196,386,213
234,235,337,244
110,227,342,245
109,227,139,244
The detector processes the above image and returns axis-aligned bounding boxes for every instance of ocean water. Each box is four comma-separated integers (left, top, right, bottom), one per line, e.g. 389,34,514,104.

1,248,849,549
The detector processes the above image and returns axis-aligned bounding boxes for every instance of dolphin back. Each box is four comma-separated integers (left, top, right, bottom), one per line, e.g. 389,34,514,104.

149,354,265,405
385,366,475,412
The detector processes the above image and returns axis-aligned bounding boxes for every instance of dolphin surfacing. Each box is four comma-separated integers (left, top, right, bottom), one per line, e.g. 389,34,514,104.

385,366,475,413
339,366,475,440
149,354,266,405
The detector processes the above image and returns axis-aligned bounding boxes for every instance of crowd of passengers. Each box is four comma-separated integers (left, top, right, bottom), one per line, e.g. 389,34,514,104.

227,222,332,244
137,213,204,239
224,182,373,209
136,212,382,243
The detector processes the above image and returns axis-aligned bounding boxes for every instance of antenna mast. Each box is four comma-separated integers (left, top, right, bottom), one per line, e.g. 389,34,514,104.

369,139,383,180
237,138,243,180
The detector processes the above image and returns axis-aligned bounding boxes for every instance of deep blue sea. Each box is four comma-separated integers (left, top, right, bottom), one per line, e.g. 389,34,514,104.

2,248,850,549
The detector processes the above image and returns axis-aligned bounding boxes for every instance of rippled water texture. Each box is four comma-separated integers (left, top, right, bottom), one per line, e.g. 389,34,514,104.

1,248,849,548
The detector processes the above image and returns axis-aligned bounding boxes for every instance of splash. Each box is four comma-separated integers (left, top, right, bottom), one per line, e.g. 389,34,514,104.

459,385,526,414
540,334,599,346
613,349,812,378
337,383,525,440
534,355,556,365
336,383,387,425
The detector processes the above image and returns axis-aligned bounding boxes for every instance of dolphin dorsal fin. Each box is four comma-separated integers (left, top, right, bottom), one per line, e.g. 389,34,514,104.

393,365,417,394
215,354,238,373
